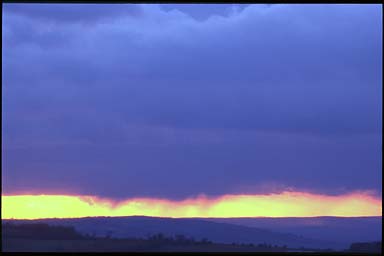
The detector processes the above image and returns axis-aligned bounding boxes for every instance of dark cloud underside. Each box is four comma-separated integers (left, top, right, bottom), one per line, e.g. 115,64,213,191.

2,4,382,199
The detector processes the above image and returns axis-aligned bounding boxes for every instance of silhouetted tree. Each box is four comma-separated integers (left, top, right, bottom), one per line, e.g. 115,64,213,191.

200,238,212,244
175,234,187,243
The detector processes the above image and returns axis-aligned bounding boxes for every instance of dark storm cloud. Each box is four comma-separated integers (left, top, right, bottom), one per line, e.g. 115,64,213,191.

4,4,381,134
2,4,382,199
3,4,142,24
160,4,252,21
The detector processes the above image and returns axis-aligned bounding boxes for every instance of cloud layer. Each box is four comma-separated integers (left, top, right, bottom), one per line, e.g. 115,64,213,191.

2,4,382,199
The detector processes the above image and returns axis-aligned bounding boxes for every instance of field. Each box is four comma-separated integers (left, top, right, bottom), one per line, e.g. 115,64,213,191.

3,238,286,252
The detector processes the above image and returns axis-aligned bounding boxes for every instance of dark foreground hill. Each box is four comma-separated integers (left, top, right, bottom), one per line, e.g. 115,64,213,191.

3,220,381,252
348,241,382,253
4,216,345,250
2,222,289,252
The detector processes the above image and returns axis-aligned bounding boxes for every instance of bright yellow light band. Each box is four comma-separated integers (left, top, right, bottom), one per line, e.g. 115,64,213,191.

1,191,381,220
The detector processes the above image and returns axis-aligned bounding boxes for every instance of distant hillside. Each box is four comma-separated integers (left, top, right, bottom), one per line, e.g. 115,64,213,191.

3,216,343,249
201,216,382,246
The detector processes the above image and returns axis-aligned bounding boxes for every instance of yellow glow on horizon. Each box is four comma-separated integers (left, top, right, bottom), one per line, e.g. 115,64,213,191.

1,191,381,220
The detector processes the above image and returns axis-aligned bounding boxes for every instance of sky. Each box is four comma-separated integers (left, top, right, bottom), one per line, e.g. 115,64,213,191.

2,4,382,205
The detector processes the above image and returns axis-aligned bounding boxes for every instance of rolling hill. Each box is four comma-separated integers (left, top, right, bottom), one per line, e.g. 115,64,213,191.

3,216,352,250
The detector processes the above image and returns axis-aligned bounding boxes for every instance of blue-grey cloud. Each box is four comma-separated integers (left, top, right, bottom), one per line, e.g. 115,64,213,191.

2,4,382,199
3,3,142,24
160,4,252,21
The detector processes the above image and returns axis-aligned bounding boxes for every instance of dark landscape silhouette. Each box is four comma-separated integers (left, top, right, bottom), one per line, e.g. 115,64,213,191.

2,216,382,252
2,222,289,252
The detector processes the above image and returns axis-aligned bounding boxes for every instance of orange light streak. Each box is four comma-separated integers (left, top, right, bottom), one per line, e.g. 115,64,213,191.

1,191,381,220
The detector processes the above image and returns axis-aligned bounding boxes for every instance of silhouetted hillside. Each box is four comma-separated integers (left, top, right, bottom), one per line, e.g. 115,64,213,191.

3,216,340,249
202,216,382,247
2,222,83,240
2,222,289,252
348,241,381,253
